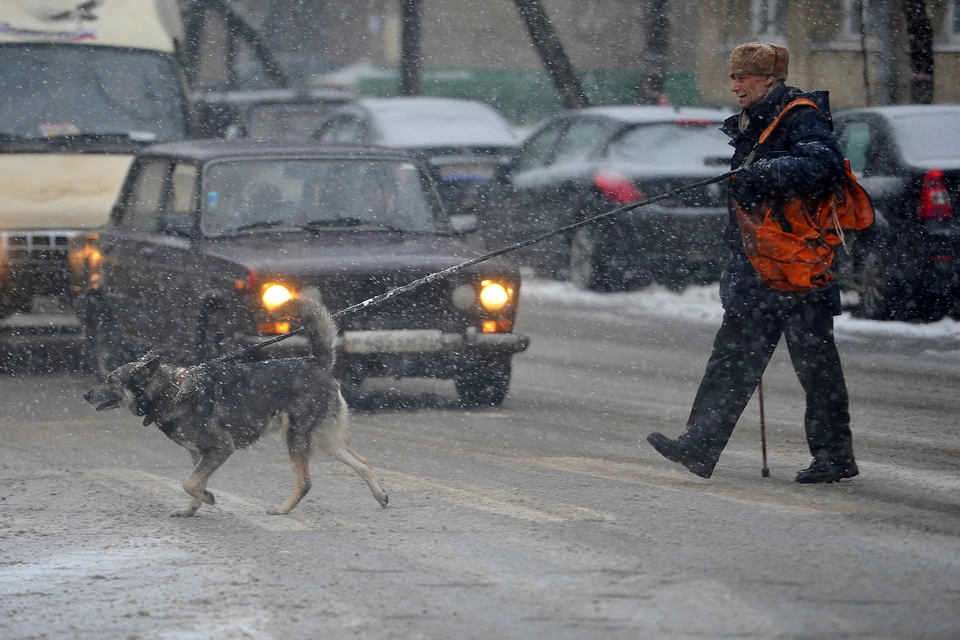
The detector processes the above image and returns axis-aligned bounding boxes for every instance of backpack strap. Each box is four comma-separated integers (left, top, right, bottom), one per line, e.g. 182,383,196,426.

758,97,821,144
739,97,821,169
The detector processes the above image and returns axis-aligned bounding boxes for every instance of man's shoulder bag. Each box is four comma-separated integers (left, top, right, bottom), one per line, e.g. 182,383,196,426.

733,97,875,292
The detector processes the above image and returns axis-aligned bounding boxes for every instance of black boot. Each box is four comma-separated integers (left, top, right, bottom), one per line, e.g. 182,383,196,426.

646,432,715,479
795,457,859,483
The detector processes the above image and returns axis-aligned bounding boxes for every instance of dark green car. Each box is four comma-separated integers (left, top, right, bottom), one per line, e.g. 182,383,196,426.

70,141,529,407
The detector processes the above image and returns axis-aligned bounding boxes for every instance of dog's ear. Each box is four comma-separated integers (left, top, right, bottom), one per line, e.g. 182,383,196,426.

145,354,162,373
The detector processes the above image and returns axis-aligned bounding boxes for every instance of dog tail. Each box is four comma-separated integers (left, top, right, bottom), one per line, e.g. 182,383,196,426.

274,296,339,372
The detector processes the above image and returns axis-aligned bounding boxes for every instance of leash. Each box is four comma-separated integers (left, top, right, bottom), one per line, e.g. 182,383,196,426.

208,169,738,366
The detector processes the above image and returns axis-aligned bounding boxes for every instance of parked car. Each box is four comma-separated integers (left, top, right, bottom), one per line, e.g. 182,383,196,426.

69,142,529,406
833,105,960,321
311,97,519,221
192,88,353,140
471,106,733,291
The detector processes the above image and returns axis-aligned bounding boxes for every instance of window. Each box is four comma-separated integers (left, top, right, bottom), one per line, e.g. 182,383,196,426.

314,116,363,144
513,122,564,172
121,160,169,232
838,121,871,175
550,120,609,166
752,0,785,37
843,0,872,39
169,163,198,215
947,0,960,43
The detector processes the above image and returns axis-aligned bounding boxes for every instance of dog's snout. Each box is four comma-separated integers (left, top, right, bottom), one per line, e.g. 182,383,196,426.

83,390,93,402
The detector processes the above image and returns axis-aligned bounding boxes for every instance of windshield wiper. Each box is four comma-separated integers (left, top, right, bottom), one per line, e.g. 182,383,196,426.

234,220,308,232
304,218,410,234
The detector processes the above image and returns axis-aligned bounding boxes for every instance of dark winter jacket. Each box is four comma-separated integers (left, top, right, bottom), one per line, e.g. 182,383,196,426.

718,83,847,315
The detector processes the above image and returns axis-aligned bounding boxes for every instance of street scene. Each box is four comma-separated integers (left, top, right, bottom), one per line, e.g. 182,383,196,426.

2,0,960,638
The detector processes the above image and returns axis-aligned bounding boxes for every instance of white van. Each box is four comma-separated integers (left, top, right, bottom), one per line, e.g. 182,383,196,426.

0,0,189,319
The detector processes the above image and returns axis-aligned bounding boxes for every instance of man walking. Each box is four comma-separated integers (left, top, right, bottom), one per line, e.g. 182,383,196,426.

646,42,858,483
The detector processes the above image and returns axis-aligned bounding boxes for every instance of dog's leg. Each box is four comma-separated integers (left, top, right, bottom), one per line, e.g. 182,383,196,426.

320,394,389,508
267,427,312,516
171,451,205,517
182,446,233,507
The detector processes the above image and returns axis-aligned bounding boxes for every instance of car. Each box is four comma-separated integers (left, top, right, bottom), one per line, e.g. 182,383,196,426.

311,97,519,221
69,141,529,407
472,106,734,291
192,88,353,140
833,105,960,321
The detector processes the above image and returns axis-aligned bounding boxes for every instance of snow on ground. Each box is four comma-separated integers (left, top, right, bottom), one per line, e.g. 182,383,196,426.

522,278,960,344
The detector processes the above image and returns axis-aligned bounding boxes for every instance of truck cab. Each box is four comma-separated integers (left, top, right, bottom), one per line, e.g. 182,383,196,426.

0,0,189,320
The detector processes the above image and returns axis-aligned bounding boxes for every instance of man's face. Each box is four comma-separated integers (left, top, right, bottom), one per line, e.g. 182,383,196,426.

730,74,774,109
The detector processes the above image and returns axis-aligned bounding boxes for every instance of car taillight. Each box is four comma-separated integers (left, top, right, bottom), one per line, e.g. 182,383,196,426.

917,170,954,219
594,171,646,205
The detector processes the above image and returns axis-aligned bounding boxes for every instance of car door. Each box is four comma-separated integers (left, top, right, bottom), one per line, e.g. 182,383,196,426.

149,161,202,346
509,117,611,274
837,114,908,229
476,120,566,258
99,158,170,346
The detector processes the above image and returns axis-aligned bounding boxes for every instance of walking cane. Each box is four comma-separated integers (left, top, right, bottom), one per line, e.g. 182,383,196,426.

758,378,770,477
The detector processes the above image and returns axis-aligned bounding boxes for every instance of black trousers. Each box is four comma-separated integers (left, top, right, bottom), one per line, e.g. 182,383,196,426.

682,298,853,469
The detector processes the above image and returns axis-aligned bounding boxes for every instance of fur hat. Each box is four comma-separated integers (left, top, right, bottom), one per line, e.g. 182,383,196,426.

729,42,789,81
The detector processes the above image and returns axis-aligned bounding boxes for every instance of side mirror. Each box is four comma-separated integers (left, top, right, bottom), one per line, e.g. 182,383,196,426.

449,213,478,235
493,157,515,182
157,213,196,238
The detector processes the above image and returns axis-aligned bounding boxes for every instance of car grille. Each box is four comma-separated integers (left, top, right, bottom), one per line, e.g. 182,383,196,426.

2,231,80,265
314,275,462,332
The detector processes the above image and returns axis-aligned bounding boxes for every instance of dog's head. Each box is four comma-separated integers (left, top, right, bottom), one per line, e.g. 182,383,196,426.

83,350,164,414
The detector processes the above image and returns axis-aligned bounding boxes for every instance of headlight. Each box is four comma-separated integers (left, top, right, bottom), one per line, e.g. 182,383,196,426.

262,283,294,310
479,280,511,311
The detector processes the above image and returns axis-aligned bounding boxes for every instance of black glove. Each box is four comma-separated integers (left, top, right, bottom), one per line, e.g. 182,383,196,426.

731,158,775,207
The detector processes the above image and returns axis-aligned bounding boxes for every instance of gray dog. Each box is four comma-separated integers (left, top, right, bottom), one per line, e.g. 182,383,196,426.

84,297,388,517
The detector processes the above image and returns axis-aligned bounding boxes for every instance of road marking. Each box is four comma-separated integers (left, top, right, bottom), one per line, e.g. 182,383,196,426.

381,470,615,523
87,469,315,532
509,456,834,516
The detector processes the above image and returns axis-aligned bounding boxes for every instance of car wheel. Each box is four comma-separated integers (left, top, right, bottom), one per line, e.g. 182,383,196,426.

855,246,903,321
92,311,125,377
455,355,512,408
569,226,626,292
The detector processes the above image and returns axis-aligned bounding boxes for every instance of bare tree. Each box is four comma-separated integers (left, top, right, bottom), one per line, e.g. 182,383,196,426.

903,0,934,104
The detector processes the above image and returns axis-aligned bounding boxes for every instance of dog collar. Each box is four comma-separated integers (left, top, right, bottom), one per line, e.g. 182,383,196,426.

143,368,190,427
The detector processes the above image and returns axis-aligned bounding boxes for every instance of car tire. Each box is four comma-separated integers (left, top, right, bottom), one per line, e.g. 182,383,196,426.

855,245,904,321
569,226,626,292
455,355,512,408
917,293,947,323
92,311,125,377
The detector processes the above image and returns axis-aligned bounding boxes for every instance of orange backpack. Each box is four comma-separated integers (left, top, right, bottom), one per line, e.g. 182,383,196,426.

732,98,875,292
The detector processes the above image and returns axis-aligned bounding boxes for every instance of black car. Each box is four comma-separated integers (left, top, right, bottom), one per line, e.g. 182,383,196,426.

69,142,529,406
312,97,519,220
192,88,353,140
834,106,960,321
472,106,733,291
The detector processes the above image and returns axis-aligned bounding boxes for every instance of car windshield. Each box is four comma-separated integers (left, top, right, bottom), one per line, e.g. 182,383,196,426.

608,123,731,166
247,103,348,140
893,113,960,166
0,44,187,142
201,158,448,237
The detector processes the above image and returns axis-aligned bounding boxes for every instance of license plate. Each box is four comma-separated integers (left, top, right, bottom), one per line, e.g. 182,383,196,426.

343,330,443,354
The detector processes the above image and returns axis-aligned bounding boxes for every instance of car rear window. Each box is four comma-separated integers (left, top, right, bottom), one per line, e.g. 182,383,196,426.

608,123,731,166
893,114,960,166
201,159,446,236
247,103,347,140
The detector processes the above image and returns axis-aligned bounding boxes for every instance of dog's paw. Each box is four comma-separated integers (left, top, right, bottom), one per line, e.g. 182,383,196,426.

378,493,389,508
170,508,198,517
198,490,215,505
266,505,291,516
